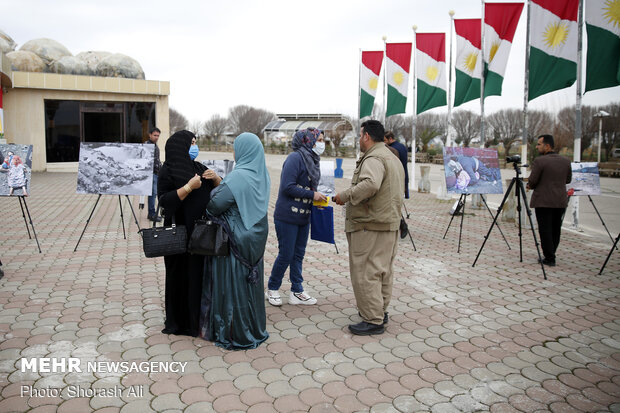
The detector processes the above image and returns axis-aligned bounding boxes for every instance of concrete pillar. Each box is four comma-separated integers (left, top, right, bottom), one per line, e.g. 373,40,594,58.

418,165,431,193
502,179,516,222
470,194,484,209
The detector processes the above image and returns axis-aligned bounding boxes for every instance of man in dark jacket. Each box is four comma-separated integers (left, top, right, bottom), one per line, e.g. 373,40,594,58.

384,131,409,198
146,127,162,222
526,134,572,267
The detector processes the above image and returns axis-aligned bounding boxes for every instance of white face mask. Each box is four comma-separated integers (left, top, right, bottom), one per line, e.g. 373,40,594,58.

313,141,325,156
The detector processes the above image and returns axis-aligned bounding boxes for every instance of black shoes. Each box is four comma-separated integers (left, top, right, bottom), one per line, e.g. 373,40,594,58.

147,215,162,223
349,321,385,336
538,257,556,267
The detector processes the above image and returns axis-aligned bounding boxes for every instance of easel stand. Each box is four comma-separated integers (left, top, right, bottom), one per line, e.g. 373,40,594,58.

473,162,547,279
401,213,416,251
587,195,618,251
17,196,42,253
443,194,510,254
599,232,619,275
74,195,141,251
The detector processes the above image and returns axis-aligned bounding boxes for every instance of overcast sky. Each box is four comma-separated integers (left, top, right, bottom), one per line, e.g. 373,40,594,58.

4,0,618,124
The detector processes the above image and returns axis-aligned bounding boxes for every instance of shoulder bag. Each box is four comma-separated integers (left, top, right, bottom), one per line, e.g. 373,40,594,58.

139,204,187,257
188,216,229,256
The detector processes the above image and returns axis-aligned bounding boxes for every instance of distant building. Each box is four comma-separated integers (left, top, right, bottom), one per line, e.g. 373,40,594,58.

263,113,356,147
0,51,169,171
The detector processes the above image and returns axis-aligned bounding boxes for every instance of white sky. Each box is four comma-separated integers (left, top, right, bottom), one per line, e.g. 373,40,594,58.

3,0,618,124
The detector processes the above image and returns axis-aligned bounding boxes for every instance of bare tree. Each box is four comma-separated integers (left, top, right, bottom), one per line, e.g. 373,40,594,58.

555,105,598,158
386,115,413,148
169,107,189,133
189,120,203,139
228,105,276,138
487,109,522,156
451,110,480,147
203,114,229,144
416,113,445,152
601,102,620,160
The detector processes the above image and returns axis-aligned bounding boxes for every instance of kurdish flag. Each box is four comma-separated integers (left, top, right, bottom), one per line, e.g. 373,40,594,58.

359,51,383,119
386,43,412,117
528,0,579,101
585,0,620,92
454,19,482,107
484,2,524,97
416,33,447,114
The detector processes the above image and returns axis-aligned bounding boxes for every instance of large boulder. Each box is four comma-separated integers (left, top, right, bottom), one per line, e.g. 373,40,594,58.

76,51,112,74
20,38,72,65
49,56,90,75
6,50,46,72
95,53,145,79
0,29,17,53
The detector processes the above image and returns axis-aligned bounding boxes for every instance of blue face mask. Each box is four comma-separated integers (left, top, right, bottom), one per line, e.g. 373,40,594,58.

189,144,199,160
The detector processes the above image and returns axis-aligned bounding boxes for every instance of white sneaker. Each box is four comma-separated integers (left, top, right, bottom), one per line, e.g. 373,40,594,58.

289,291,317,305
265,290,282,306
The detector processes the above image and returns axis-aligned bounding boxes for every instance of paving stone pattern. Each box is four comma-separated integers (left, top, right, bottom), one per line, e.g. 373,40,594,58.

0,169,618,412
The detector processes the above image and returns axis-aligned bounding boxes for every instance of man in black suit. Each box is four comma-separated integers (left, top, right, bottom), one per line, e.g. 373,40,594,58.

526,135,572,267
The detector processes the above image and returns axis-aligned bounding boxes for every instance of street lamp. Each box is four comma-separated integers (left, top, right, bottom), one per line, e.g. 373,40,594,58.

594,110,610,163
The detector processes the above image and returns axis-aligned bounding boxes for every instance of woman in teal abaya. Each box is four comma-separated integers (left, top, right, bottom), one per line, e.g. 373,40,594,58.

199,133,270,350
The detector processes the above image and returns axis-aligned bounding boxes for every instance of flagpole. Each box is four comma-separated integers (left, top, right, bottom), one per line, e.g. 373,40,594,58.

522,0,531,172
357,48,362,124
480,0,486,148
383,35,387,124
572,0,584,230
412,25,417,192
446,10,455,147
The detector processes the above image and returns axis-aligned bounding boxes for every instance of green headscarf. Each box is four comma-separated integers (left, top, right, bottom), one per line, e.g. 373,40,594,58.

223,133,271,229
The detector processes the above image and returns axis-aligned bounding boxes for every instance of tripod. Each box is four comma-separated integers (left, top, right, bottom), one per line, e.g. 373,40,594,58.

599,232,619,275
443,194,510,254
17,196,42,253
74,195,141,251
473,161,547,279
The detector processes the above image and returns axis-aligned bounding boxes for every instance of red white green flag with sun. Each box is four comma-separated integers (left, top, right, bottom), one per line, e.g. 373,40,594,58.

386,43,412,117
416,33,447,114
484,3,524,97
454,19,482,107
528,0,579,101
359,51,383,119
585,0,620,92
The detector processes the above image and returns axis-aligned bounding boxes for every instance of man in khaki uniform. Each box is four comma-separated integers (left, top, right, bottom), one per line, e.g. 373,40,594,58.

334,120,404,335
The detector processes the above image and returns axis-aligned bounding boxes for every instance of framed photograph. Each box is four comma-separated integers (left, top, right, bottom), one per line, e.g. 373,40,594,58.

318,160,335,197
567,162,601,196
77,143,154,195
0,144,33,196
443,147,503,194
202,160,235,178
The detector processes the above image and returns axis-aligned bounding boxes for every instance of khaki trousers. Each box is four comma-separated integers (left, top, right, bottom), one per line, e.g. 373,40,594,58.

346,229,399,325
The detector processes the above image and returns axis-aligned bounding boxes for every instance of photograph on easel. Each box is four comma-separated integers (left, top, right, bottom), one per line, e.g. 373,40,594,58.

201,159,235,178
0,144,33,197
567,162,601,196
76,143,154,195
318,160,336,198
443,147,503,194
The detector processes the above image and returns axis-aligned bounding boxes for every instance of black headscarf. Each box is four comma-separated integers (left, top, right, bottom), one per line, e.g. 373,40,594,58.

291,128,321,190
163,130,207,188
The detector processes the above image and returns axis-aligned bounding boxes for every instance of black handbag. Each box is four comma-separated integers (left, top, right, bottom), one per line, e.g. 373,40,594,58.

139,205,187,258
187,217,230,256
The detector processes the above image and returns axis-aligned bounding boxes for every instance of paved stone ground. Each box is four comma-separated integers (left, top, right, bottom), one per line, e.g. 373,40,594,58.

0,158,619,412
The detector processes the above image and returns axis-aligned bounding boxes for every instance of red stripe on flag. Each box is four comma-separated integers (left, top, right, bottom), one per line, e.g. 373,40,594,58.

485,3,524,42
416,33,446,63
454,19,481,49
386,43,412,72
532,0,578,21
361,51,383,75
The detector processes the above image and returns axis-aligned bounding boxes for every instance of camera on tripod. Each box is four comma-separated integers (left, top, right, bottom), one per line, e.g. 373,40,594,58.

506,155,521,164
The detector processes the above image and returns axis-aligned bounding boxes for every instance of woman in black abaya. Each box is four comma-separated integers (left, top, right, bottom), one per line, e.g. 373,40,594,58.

157,130,218,336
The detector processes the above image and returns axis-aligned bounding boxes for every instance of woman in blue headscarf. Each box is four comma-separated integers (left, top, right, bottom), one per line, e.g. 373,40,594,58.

265,128,326,307
199,132,271,350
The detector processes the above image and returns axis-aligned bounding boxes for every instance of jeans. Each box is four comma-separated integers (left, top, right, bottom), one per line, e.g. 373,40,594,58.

268,219,310,293
148,174,158,217
535,207,565,262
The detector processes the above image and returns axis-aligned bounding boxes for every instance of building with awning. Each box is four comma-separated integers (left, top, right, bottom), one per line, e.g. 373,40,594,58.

263,113,356,147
